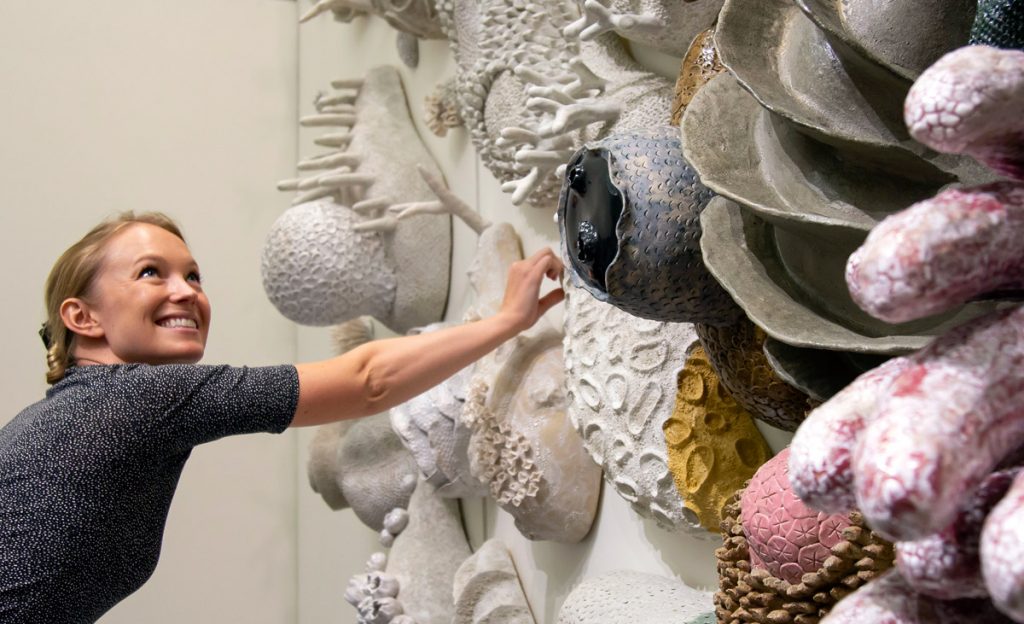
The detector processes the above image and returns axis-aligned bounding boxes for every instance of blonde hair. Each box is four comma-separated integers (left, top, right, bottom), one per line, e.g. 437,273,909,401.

42,212,186,384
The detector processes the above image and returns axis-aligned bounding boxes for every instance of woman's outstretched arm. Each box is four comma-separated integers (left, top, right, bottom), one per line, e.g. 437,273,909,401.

290,248,564,427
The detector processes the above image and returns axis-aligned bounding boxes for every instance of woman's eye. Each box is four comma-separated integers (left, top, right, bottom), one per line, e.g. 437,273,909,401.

187,271,202,284
138,266,158,278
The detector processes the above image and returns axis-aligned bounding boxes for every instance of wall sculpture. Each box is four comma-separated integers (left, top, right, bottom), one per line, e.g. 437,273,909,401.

788,44,1024,622
562,279,702,531
557,571,714,624
680,0,1002,410
375,168,601,543
434,0,675,207
715,448,895,624
663,345,772,532
346,478,472,624
300,0,445,68
563,0,724,58
307,412,419,532
262,66,451,333
556,124,818,431
460,221,601,543
452,539,535,624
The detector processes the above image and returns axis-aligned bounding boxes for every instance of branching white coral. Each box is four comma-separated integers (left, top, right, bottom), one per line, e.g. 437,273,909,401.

498,57,621,205
563,0,663,41
353,166,491,234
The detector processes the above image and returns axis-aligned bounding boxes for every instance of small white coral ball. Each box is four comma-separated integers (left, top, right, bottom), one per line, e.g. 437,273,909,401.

261,199,396,326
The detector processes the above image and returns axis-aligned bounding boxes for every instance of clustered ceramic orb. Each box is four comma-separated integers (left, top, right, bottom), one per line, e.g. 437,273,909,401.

715,448,894,623
557,126,742,326
262,198,396,326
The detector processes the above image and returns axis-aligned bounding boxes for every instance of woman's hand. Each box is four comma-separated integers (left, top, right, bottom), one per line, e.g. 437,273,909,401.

496,248,565,333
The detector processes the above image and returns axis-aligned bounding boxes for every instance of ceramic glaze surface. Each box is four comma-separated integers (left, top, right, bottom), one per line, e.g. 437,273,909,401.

663,345,771,531
557,126,742,326
452,539,535,624
562,279,702,531
557,571,714,624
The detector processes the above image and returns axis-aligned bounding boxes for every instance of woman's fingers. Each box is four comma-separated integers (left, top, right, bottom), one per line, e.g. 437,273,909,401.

537,287,565,315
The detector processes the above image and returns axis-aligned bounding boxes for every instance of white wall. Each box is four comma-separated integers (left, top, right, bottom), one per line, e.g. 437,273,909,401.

0,2,300,622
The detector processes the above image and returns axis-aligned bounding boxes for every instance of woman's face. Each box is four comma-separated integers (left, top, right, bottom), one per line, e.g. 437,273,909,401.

82,223,211,365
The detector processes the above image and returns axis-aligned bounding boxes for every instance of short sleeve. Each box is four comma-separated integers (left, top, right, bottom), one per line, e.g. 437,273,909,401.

112,364,299,453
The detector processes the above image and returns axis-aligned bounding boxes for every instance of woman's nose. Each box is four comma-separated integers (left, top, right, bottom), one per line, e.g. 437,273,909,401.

167,275,199,301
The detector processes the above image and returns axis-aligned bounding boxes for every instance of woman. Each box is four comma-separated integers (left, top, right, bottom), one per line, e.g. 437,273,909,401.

0,211,564,624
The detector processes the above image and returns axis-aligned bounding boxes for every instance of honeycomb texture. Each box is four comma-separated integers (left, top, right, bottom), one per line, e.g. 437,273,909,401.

261,199,396,326
557,571,714,624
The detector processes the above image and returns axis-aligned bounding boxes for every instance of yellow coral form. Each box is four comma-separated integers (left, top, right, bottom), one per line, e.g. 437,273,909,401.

671,28,727,126
663,346,771,531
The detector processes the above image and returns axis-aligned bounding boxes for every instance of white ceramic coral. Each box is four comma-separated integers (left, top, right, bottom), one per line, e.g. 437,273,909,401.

264,66,450,333
557,571,714,623
562,280,705,532
452,539,536,624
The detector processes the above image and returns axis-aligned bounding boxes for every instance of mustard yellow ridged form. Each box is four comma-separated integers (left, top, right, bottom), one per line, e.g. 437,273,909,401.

663,346,771,531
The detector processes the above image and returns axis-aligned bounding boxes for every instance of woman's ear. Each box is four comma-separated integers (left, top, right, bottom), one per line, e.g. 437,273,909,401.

60,298,104,339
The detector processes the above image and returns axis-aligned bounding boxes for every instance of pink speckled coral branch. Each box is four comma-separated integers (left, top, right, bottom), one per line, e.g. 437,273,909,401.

897,468,1020,600
982,470,1024,621
789,357,912,513
847,183,1024,323
791,305,1024,543
904,45,1024,181
821,570,1014,624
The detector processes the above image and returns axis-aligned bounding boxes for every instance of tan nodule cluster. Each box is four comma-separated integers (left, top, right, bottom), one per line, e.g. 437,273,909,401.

715,492,895,624
695,320,818,432
671,28,726,126
424,80,463,138
663,346,771,531
464,379,543,508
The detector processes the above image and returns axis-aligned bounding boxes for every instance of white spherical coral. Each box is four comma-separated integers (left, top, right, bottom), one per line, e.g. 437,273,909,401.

261,199,396,326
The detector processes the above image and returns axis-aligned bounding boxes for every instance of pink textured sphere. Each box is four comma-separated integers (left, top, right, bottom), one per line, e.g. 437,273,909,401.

740,448,851,584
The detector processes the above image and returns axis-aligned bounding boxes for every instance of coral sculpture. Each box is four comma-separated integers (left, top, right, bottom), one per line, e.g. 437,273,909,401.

557,571,714,624
452,539,535,624
263,66,450,333
715,449,895,624
671,28,727,126
681,0,1001,403
556,125,740,325
562,279,700,531
435,0,674,207
461,222,601,543
306,412,419,531
346,478,473,624
663,345,772,531
788,44,1024,622
378,168,601,543
562,0,724,58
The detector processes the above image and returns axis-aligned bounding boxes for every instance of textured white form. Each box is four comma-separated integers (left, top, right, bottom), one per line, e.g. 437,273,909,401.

307,412,419,532
452,539,535,624
386,479,473,624
269,65,451,333
564,0,724,57
563,279,704,532
557,571,714,623
435,0,672,207
390,325,486,499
